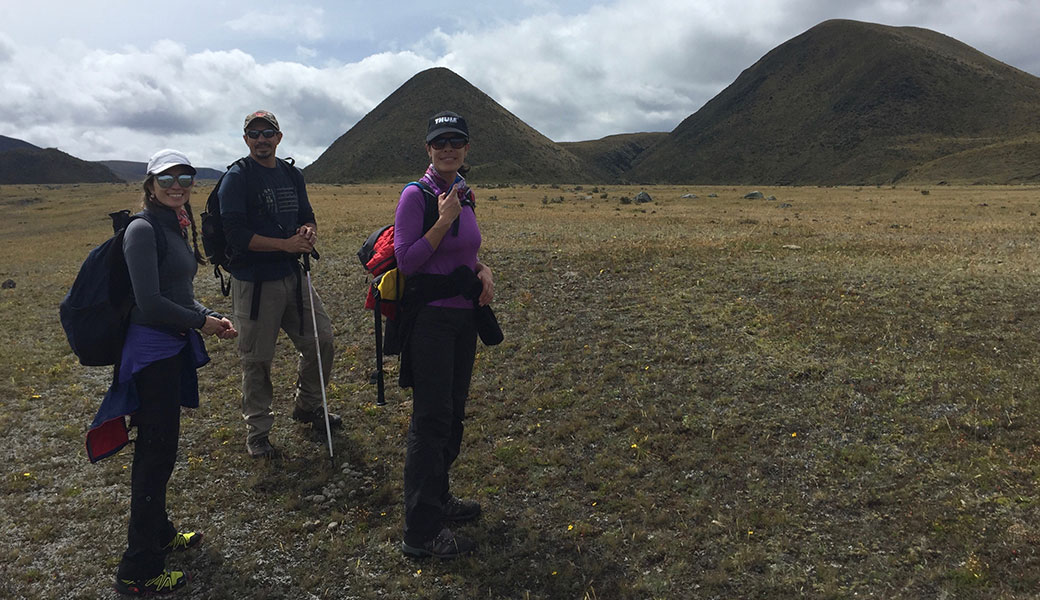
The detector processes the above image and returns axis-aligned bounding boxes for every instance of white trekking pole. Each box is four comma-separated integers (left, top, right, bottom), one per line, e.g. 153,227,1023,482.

303,253,334,460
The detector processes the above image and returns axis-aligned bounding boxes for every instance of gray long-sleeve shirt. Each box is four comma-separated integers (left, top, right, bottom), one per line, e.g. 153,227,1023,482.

123,207,218,331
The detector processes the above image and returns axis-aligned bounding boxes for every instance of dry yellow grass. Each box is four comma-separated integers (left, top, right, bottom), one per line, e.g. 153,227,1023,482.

2,182,1039,599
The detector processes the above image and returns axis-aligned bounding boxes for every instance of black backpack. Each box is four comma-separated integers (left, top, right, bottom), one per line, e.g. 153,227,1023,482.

201,156,302,295
60,210,167,366
359,181,470,405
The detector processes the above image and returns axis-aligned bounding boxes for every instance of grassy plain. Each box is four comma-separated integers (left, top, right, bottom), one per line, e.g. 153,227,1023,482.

1,182,1039,599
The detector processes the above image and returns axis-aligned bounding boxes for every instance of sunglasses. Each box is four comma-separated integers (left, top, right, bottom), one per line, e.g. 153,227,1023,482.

155,174,195,189
245,129,279,139
429,137,468,150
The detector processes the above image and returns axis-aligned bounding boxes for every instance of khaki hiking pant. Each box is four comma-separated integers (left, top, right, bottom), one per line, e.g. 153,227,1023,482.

231,272,334,443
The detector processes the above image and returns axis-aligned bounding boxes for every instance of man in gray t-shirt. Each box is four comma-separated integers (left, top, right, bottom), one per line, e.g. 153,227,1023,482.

217,110,339,459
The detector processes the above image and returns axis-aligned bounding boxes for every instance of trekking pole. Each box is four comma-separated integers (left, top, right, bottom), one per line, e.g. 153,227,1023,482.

373,290,386,406
303,253,334,461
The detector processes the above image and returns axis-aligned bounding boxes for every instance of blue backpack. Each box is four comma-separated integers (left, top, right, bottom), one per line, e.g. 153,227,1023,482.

59,210,166,366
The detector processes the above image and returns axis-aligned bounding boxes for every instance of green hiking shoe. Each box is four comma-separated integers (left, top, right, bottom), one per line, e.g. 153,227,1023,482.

164,531,202,552
114,569,188,595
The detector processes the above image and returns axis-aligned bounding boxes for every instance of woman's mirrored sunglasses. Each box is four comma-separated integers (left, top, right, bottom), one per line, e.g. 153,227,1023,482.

245,129,279,139
155,174,195,189
429,137,468,150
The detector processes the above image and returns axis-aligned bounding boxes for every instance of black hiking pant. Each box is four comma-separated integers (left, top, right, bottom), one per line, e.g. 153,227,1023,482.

117,352,183,580
403,306,477,544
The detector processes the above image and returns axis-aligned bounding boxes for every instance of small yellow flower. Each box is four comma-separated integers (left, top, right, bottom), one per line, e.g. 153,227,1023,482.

552,571,558,576
31,394,41,399
791,432,797,437
23,472,30,477
631,443,638,449
567,525,574,531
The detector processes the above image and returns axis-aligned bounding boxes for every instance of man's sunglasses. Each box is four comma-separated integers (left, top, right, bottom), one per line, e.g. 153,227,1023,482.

245,129,279,139
155,174,195,189
429,137,468,150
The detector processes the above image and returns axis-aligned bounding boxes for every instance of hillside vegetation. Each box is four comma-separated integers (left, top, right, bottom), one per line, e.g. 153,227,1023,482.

0,148,122,185
305,68,592,184
629,19,1040,185
5,19,1040,186
0,135,41,153
560,133,668,182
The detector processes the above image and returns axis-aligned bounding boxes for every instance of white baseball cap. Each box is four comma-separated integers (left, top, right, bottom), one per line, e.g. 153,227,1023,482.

146,148,197,176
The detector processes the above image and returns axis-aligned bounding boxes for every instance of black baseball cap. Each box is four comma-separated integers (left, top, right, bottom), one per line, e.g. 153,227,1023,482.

426,111,469,143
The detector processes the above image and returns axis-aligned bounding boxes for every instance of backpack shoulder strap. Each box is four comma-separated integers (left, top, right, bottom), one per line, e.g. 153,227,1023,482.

405,181,442,234
212,157,252,206
277,157,305,194
129,212,168,266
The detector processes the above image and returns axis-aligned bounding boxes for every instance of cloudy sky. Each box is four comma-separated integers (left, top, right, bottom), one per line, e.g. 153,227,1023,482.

2,0,1037,169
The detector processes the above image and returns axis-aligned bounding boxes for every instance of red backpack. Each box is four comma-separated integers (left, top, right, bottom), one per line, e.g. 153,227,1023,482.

357,181,473,404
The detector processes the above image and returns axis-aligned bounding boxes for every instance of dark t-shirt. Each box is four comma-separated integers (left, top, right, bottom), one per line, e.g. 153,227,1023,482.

217,156,315,282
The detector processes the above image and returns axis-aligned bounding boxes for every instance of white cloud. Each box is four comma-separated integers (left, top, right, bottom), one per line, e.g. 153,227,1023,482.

0,33,14,64
426,0,791,140
0,0,1036,168
225,6,328,42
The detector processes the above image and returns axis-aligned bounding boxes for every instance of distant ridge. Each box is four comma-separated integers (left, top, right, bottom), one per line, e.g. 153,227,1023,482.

0,147,122,184
6,20,1040,186
560,133,668,182
100,160,223,182
0,135,41,153
628,19,1040,185
304,67,592,184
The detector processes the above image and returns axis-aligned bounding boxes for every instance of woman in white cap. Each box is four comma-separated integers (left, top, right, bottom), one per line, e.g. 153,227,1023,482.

109,149,236,596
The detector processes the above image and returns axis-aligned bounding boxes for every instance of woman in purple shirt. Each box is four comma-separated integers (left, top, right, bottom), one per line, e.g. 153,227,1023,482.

396,111,494,559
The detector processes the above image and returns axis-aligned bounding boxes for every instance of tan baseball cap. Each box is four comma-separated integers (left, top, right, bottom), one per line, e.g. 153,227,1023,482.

244,110,280,131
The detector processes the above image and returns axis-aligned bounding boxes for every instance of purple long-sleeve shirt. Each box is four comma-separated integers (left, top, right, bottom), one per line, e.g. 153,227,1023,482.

394,171,481,309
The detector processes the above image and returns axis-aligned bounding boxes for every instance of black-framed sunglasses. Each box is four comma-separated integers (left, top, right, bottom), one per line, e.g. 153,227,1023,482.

245,129,279,139
155,174,195,189
429,137,468,150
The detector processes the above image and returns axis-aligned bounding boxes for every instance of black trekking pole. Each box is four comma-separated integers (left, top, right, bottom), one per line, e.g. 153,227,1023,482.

303,253,334,462
373,291,386,406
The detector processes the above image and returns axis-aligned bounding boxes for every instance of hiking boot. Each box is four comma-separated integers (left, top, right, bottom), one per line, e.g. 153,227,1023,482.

442,495,481,523
402,527,476,559
246,436,280,459
115,570,188,595
292,407,342,429
164,531,202,553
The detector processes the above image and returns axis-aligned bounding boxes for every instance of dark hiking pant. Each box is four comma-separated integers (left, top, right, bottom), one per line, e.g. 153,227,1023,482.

117,352,183,580
403,306,477,545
